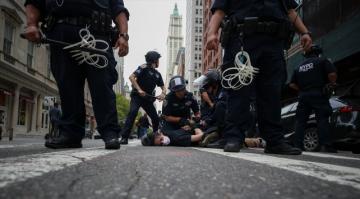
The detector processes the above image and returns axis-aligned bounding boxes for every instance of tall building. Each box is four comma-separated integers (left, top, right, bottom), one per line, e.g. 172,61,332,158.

113,51,125,95
202,0,222,73
0,0,58,138
283,0,360,103
185,0,204,97
174,47,186,77
166,3,183,87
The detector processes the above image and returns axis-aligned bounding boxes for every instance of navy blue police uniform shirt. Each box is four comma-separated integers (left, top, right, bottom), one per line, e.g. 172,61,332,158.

211,0,298,21
133,65,164,95
291,57,337,91
162,92,199,120
24,0,129,20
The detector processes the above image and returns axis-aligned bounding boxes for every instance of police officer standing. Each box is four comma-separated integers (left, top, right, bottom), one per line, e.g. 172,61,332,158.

120,51,166,144
290,45,338,153
23,0,129,150
206,0,312,154
162,76,200,132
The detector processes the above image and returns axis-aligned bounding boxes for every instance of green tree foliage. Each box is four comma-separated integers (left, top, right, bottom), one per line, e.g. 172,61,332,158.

115,94,141,131
116,94,130,124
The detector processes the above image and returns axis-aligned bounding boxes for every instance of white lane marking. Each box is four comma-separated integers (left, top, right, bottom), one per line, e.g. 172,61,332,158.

0,147,117,188
250,147,360,161
195,148,360,190
126,140,142,147
0,143,42,149
302,151,360,161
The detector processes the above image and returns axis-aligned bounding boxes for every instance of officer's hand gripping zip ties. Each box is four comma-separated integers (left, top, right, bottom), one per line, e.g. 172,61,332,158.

222,49,259,90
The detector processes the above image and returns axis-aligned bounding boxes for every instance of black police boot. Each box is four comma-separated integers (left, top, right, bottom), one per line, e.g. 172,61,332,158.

120,137,128,145
319,145,338,153
45,135,82,149
224,140,242,152
105,138,120,150
265,142,302,155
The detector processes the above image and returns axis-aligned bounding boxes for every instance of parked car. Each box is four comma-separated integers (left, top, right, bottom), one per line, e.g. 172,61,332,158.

281,96,360,153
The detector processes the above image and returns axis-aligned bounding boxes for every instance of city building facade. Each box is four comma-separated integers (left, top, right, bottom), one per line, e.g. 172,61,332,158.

113,52,125,95
174,47,186,77
185,0,204,97
166,4,183,87
0,0,58,138
202,0,222,74
0,0,96,139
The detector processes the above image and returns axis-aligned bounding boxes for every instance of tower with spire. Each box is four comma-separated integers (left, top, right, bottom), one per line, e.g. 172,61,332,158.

166,3,184,87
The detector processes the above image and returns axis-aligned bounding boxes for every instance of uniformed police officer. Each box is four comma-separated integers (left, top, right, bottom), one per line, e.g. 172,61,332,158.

162,76,200,131
206,0,312,154
199,70,227,131
290,45,338,153
120,51,166,144
23,0,129,150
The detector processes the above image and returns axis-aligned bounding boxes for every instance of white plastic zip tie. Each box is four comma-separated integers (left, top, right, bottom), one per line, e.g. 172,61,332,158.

63,26,109,69
221,50,259,90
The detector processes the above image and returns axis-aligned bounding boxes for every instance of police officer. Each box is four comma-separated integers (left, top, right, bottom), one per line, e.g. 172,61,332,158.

162,76,200,131
290,45,337,153
23,0,129,149
199,70,227,131
206,0,312,154
120,51,166,144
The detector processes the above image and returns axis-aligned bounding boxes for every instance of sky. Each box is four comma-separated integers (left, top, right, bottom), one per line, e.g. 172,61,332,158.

122,0,187,91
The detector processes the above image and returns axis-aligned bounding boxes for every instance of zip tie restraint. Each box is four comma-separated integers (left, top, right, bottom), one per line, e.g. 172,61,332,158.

221,49,259,90
63,26,109,69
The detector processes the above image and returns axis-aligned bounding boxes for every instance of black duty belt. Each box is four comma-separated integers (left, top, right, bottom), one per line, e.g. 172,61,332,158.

235,21,280,35
56,15,112,34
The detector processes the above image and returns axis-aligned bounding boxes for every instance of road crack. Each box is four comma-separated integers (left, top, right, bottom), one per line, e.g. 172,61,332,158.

124,163,142,199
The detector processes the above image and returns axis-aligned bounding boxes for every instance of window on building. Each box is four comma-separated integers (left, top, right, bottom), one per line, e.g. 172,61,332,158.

3,20,15,63
27,42,34,68
17,99,26,126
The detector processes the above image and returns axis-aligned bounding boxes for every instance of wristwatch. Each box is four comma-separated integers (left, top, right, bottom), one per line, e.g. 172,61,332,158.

119,33,129,41
301,31,312,37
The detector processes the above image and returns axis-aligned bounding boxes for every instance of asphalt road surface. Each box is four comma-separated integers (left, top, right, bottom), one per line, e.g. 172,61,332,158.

0,137,359,199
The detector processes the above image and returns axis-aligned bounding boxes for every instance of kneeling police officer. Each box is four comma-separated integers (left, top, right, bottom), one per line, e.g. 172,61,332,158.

199,70,227,131
161,76,201,131
23,0,129,149
290,45,337,153
120,51,166,144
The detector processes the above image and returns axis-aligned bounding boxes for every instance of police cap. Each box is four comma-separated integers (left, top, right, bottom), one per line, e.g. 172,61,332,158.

145,51,161,64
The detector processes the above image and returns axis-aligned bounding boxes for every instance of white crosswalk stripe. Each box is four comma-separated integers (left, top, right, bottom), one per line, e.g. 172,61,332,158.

0,140,141,189
195,148,360,190
250,147,360,161
0,147,116,188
